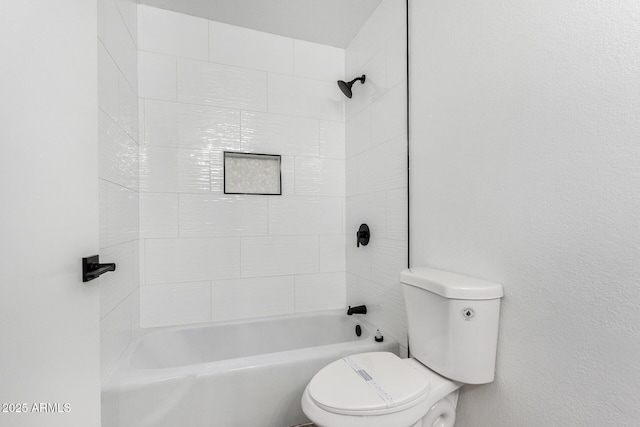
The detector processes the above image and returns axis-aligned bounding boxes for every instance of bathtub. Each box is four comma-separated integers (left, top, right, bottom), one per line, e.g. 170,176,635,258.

102,310,397,427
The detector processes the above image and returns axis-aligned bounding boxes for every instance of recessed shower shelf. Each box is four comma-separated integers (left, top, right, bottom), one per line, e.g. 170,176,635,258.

223,151,282,195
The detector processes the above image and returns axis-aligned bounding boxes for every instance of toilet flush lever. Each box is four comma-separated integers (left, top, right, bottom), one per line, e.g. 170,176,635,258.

356,224,370,247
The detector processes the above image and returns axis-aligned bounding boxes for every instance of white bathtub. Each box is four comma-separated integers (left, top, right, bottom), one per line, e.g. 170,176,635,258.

102,310,397,427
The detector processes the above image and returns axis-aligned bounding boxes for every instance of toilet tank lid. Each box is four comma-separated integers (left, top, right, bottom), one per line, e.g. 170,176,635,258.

400,267,503,300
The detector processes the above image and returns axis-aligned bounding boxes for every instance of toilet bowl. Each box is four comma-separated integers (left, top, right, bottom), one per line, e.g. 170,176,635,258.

301,352,461,427
301,267,504,427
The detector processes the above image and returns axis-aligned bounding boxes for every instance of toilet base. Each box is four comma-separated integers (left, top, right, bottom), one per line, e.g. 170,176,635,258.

410,391,458,427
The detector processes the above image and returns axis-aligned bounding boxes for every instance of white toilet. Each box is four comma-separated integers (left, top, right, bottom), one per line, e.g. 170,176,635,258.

301,267,503,427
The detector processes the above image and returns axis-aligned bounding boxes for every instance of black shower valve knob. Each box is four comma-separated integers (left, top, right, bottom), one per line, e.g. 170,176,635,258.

356,224,370,247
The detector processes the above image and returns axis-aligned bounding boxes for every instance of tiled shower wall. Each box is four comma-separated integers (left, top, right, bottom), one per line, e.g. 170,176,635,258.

98,0,139,379
344,0,409,351
137,5,346,327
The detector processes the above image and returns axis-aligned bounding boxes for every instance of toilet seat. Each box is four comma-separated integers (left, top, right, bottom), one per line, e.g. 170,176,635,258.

307,352,432,416
302,352,463,427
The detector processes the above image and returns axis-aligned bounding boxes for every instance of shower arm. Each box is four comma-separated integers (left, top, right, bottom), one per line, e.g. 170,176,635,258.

349,75,366,85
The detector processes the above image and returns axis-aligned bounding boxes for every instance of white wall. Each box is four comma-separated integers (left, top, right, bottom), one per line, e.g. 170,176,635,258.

98,0,140,380
344,0,409,351
0,2,101,426
410,0,640,425
137,5,346,327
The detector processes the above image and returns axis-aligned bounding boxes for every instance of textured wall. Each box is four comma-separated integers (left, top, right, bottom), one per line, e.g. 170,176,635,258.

137,5,346,327
344,0,409,352
410,0,640,425
1,2,101,425
98,0,140,380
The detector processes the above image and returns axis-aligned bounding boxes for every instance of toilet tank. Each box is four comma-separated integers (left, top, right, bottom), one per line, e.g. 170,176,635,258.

400,267,503,384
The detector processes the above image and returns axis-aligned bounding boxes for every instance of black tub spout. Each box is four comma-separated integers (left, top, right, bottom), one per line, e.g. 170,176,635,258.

347,305,367,315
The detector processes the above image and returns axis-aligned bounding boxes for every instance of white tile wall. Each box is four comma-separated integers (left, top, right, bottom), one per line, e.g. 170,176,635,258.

343,67,380,121
99,111,138,190
293,40,344,81
103,181,138,248
371,239,407,289
346,234,372,280
139,193,179,238
209,21,294,74
100,240,139,318
267,73,342,121
178,59,268,111
345,273,407,346
280,156,295,195
139,146,211,193
101,293,134,378
371,82,407,147
137,5,347,328
114,0,137,42
345,0,409,346
268,196,343,236
138,5,208,60
138,240,146,288
357,134,407,194
99,0,139,380
295,157,345,196
347,193,387,245
346,107,372,158
98,40,139,144
99,181,109,248
210,277,295,321
179,194,269,237
295,272,346,312
319,120,346,159
132,4,409,344
138,100,145,144
118,74,139,141
98,42,120,121
138,51,177,101
385,188,409,241
145,237,241,284
140,282,211,327
348,1,394,73
386,30,407,89
241,236,319,278
319,235,347,273
346,157,359,197
101,0,138,89
210,148,226,193
345,273,359,307
144,100,240,149
347,57,385,125
241,111,319,157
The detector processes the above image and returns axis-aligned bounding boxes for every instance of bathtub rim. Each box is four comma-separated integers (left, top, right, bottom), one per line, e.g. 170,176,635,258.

103,309,395,389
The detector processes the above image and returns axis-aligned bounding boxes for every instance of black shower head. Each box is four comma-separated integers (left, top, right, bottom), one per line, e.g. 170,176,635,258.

337,74,366,98
337,80,353,98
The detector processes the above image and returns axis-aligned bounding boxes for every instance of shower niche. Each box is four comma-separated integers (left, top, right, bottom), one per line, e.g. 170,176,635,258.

223,151,282,195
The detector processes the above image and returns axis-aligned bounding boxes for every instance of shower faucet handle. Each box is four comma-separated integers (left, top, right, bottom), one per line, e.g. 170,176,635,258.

347,305,367,315
356,224,370,247
82,255,116,282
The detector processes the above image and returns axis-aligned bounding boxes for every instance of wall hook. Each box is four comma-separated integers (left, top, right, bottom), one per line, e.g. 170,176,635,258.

82,255,116,282
357,224,370,247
